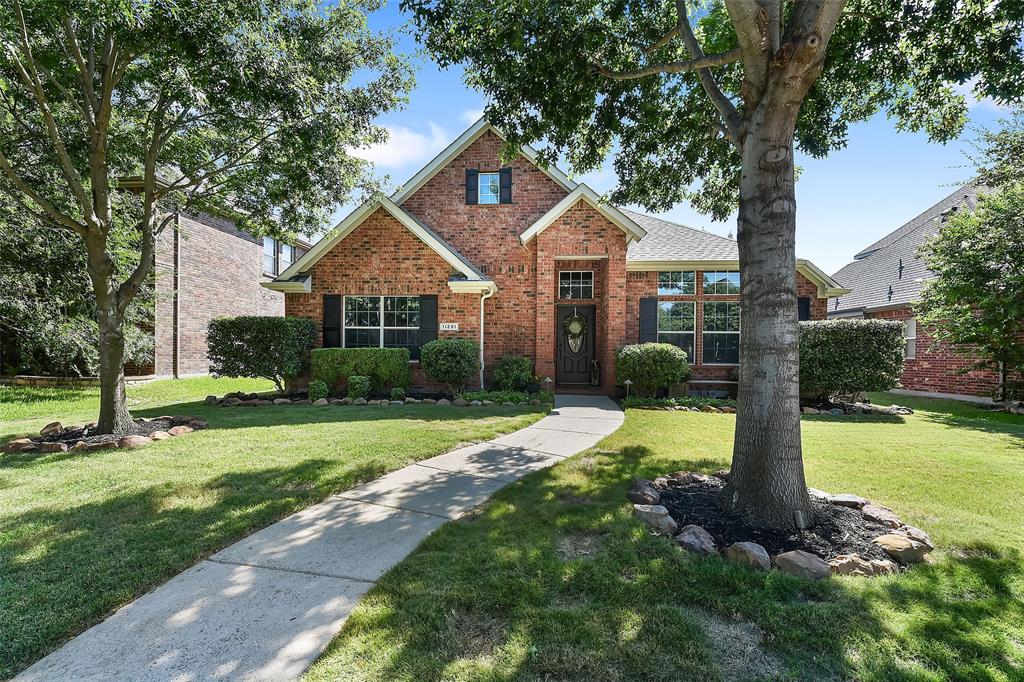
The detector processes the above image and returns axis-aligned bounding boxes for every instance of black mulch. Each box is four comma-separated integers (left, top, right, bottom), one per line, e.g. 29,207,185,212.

657,478,895,563
37,417,179,447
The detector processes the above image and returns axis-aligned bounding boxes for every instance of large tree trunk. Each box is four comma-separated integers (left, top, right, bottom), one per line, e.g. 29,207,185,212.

721,84,813,530
86,234,134,435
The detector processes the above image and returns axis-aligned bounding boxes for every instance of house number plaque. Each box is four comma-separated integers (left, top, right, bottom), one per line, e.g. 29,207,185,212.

440,322,459,331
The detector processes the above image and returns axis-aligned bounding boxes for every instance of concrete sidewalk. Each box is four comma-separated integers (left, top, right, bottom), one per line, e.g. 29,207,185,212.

17,395,624,682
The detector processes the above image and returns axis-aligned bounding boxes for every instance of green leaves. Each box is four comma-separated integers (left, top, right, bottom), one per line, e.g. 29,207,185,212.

798,320,906,401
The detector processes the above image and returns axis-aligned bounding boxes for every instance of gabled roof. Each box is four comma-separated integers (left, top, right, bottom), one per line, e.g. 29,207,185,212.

519,185,647,245
831,183,979,313
390,117,577,205
262,194,493,293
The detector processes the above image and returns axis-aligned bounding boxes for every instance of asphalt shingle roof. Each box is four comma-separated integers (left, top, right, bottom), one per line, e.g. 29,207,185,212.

624,210,739,261
830,183,979,314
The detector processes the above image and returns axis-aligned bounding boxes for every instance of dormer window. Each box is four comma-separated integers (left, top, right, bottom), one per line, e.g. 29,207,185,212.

466,168,512,204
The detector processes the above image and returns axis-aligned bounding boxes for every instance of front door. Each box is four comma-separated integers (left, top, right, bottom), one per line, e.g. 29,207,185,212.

556,305,595,385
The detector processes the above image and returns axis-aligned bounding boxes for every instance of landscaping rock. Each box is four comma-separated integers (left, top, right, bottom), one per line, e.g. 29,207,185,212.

869,559,899,575
720,406,736,414
40,421,63,437
773,550,831,580
829,408,845,416
862,504,901,529
632,504,679,535
38,441,68,454
334,397,350,405
167,425,193,437
453,398,469,406
700,404,722,413
421,398,436,404
667,471,697,485
390,400,404,406
801,407,820,414
70,441,88,451
437,398,451,406
712,469,730,480
627,479,660,505
238,399,263,406
674,524,717,555
829,553,876,577
724,542,771,571
826,493,870,509
86,441,118,451
2,438,36,454
896,524,934,550
171,415,202,425
188,420,208,430
873,533,929,564
150,431,171,441
470,400,483,406
222,398,241,406
204,395,219,405
273,398,292,405
807,487,831,501
502,401,516,407
314,398,329,406
118,435,153,449
353,397,368,405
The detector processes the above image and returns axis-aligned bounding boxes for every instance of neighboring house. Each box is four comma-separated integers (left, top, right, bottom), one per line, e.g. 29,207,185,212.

830,183,1004,400
264,117,846,395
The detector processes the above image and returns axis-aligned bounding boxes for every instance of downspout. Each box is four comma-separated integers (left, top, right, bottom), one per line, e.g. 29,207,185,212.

479,286,495,390
172,211,181,379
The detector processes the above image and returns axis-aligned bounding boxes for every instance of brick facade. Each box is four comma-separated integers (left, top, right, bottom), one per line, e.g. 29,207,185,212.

152,211,284,377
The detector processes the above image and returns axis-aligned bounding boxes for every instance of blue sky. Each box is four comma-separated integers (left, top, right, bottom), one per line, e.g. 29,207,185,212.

339,2,1009,275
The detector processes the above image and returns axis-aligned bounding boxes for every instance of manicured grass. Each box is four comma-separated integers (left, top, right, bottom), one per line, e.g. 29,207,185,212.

308,394,1024,681
0,377,546,678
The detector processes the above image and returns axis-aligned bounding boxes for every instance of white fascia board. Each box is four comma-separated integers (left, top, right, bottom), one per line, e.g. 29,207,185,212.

389,117,577,205
519,185,647,245
260,276,311,293
274,194,483,283
796,259,852,298
448,279,498,294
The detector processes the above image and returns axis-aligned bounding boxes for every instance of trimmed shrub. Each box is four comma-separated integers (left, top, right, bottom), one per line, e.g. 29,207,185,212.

491,355,534,391
347,375,371,399
207,316,316,392
307,380,329,402
390,387,406,401
421,338,478,396
615,343,692,397
311,348,410,394
461,389,530,404
800,319,905,401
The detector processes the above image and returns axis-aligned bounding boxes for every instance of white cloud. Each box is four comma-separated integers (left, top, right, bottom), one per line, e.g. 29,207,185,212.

952,78,1008,112
460,108,485,124
350,122,449,168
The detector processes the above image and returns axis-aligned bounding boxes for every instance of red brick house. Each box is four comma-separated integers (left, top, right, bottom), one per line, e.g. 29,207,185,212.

264,118,846,394
830,183,1007,400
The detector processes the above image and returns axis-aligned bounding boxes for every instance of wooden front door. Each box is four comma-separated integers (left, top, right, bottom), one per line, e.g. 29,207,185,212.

556,305,595,385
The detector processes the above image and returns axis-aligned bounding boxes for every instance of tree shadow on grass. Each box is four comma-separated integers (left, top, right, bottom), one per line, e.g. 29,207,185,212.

915,409,1024,445
309,441,1024,681
0,457,387,678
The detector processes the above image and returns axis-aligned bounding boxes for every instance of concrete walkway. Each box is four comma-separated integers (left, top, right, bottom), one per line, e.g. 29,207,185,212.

17,395,624,682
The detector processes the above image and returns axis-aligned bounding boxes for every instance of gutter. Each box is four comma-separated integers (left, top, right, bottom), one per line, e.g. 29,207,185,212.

479,288,495,390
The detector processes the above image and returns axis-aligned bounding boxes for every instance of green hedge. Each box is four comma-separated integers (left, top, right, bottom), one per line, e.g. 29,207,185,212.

310,347,411,394
800,319,905,401
615,343,693,396
491,355,534,391
207,316,316,392
348,375,372,399
421,338,478,395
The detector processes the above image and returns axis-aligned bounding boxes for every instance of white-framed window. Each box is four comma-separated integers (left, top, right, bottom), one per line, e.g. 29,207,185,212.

904,318,917,360
658,271,696,296
263,237,277,276
344,296,422,358
559,271,594,300
478,172,500,205
657,301,695,363
279,243,294,272
703,271,741,295
703,302,740,364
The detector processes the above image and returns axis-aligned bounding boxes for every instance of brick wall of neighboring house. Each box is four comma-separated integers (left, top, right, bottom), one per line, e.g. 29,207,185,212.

623,270,829,384
153,211,284,377
867,305,1002,398
283,208,481,389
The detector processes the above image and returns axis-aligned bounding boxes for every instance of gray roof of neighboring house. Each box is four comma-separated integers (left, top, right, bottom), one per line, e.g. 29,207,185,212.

830,183,980,314
624,210,739,261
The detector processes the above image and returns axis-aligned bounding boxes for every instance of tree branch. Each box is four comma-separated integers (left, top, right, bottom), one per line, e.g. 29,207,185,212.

61,18,99,120
594,48,741,80
0,148,86,234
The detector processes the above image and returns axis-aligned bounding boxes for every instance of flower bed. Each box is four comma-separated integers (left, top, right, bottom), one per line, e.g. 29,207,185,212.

206,390,553,409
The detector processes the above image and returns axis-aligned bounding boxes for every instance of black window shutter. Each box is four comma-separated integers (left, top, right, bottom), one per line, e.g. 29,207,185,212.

465,169,479,205
499,167,512,204
418,295,438,359
639,297,658,343
797,297,811,321
323,295,342,348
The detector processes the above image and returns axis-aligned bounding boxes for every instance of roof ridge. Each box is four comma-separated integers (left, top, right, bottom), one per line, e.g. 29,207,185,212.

621,208,736,243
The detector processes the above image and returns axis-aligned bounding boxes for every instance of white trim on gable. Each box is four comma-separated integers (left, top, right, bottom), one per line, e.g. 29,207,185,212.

389,117,577,205
623,258,850,299
519,185,648,246
263,194,494,292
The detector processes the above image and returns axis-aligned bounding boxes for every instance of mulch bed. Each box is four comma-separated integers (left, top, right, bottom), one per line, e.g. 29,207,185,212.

38,417,180,447
657,477,894,563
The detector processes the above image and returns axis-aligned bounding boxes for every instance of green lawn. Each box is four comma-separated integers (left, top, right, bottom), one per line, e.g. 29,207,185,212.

0,377,546,678
307,394,1024,682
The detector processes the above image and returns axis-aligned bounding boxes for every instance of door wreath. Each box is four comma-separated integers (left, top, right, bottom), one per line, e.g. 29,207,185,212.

563,312,587,354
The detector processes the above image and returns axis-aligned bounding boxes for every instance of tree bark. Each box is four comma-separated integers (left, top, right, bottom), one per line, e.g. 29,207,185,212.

721,81,813,530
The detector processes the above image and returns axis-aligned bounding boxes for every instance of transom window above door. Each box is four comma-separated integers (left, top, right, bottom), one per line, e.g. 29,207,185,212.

703,271,741,295
559,271,594,300
658,271,695,295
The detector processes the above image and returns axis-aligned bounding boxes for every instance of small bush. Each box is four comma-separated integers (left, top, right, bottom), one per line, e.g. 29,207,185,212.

307,380,329,402
207,316,316,392
347,375,371,399
421,339,478,395
622,396,736,410
311,348,410,394
615,343,692,396
800,319,905,401
461,389,531,404
390,387,406,401
492,355,534,391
